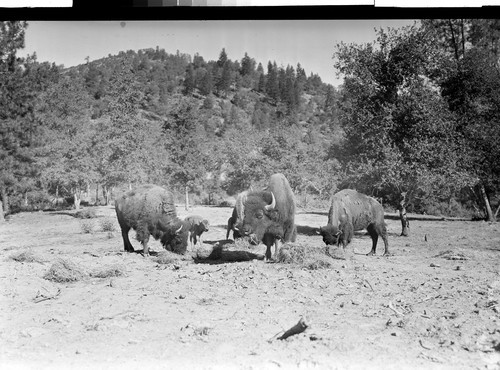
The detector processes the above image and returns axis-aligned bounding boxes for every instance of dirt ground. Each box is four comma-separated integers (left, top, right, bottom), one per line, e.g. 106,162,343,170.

1,204,499,370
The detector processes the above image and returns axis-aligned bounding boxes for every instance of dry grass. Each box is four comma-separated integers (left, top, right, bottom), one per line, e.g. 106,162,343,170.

277,242,334,270
90,264,126,278
156,250,185,264
9,250,44,264
43,259,87,283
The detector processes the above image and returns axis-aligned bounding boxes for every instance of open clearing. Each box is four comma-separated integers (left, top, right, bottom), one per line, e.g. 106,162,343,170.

1,205,499,369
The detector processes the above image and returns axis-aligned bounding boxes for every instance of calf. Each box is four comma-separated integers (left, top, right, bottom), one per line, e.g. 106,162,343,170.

185,215,209,249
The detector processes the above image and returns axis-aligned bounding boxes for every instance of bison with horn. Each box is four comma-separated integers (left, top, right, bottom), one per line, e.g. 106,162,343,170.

115,184,190,256
237,173,297,261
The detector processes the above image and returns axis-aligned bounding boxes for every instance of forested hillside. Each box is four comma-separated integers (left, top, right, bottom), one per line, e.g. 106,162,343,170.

1,20,499,221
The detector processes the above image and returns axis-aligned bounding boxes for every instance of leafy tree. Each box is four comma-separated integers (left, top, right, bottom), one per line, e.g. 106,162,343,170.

334,24,476,232
0,22,60,215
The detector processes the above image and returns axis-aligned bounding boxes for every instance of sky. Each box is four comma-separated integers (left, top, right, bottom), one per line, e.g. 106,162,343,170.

22,20,417,87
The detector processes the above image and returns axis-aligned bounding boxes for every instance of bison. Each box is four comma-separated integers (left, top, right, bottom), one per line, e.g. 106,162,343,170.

238,173,296,261
115,184,190,256
226,191,248,240
319,189,389,256
185,215,209,249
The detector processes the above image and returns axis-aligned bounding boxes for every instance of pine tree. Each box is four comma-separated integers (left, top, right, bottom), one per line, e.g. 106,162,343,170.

266,61,279,100
183,64,195,94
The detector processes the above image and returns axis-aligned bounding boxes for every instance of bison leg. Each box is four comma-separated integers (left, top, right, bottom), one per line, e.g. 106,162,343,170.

379,227,390,256
226,219,233,240
120,226,134,253
262,234,275,262
366,224,379,256
142,238,150,256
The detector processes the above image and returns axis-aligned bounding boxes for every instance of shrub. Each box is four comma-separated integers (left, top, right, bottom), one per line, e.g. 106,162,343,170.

99,217,116,232
80,219,95,234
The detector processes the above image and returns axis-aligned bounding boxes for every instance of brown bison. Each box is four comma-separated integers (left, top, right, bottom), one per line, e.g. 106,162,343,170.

319,189,389,256
238,173,296,261
226,191,248,240
115,184,190,256
185,215,209,248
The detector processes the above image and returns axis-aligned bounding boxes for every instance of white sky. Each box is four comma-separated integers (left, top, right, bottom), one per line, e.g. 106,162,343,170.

23,20,417,87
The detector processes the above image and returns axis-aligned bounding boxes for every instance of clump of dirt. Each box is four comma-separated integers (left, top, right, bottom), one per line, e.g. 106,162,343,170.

277,242,334,269
8,250,45,264
90,264,126,278
43,258,87,283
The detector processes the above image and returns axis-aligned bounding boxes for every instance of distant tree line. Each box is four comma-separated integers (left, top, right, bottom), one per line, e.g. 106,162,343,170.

0,20,498,222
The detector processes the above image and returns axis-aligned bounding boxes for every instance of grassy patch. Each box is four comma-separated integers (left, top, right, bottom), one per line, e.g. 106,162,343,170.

90,264,126,278
43,258,87,283
277,242,334,270
156,250,185,264
9,250,44,263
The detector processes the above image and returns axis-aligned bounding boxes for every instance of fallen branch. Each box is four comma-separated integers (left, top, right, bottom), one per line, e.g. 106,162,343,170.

33,288,61,303
387,302,404,316
363,279,374,292
276,318,308,341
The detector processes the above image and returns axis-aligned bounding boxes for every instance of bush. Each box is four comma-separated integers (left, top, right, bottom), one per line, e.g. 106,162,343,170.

99,217,116,232
80,219,95,234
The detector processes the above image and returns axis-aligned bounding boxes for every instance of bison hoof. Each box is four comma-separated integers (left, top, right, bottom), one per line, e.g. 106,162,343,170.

366,251,376,256
383,252,392,257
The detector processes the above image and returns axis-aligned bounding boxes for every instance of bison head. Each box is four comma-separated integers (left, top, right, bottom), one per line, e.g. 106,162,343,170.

319,225,342,246
200,219,209,233
241,191,282,243
160,220,190,254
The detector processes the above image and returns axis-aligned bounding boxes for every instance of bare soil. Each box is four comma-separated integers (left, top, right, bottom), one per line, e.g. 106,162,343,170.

1,205,499,370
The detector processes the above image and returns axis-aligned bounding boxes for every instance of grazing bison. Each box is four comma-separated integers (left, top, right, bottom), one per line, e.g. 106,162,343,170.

115,184,190,256
226,191,248,240
238,173,296,261
319,189,389,256
185,215,209,248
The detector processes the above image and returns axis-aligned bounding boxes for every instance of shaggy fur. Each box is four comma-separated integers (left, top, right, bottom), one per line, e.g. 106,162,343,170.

320,189,389,256
115,184,190,256
185,215,209,248
239,173,296,261
226,191,248,240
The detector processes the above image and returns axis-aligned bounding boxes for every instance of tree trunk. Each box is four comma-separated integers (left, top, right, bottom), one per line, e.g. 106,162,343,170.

1,186,9,215
185,186,189,211
479,184,494,222
0,200,4,222
398,192,410,236
24,191,28,207
102,185,109,206
74,189,82,210
95,184,99,205
494,203,500,220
